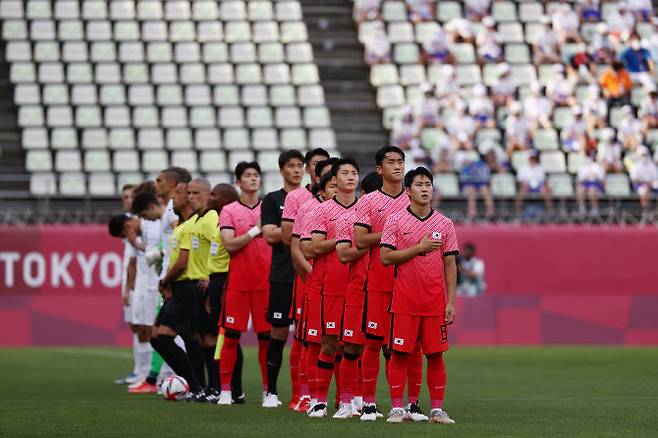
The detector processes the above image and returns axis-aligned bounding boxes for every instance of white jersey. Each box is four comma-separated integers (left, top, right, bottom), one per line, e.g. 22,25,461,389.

121,238,135,291
135,219,162,291
160,198,179,278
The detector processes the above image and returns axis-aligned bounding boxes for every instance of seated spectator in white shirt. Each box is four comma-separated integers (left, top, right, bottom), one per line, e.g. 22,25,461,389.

582,84,608,130
628,0,652,22
505,102,531,156
364,26,391,64
516,151,553,215
523,82,554,131
597,128,624,173
639,89,658,133
546,66,575,107
392,107,420,150
445,17,475,44
464,0,491,21
446,101,477,151
577,151,605,216
469,84,496,129
457,243,486,297
590,22,616,64
617,105,643,151
492,63,515,108
422,26,454,64
477,17,502,63
552,3,581,43
533,17,561,64
405,0,434,23
630,146,658,210
561,106,589,153
607,3,635,43
435,66,462,107
354,0,381,22
415,85,442,128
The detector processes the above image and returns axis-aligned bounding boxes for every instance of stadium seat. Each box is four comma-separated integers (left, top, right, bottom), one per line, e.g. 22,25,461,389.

383,2,407,22
547,173,574,197
142,150,169,173
451,43,476,64
377,85,405,108
434,173,460,197
252,128,279,150
51,128,78,149
171,150,198,172
492,2,517,22
30,172,57,196
437,2,461,23
534,129,559,151
540,151,567,173
59,172,86,196
491,173,517,197
113,150,139,172
394,43,420,64
605,174,631,197
55,150,82,172
26,150,53,172
22,128,48,149
270,85,296,106
200,151,227,172
88,173,116,196
370,64,399,87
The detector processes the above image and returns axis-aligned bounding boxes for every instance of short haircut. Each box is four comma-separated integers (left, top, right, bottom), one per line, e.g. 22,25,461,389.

278,149,305,169
311,182,321,196
161,167,192,184
464,242,476,253
121,184,136,193
404,166,434,187
131,192,159,215
314,157,338,178
331,157,360,176
108,214,130,237
317,171,335,192
361,172,383,194
132,180,155,196
375,146,405,165
304,148,330,164
234,161,261,180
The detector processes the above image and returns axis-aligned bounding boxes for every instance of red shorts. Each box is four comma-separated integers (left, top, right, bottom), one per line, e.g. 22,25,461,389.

290,275,306,322
221,288,271,334
304,294,323,344
363,290,393,340
321,295,345,336
344,286,365,308
341,304,366,346
389,313,449,354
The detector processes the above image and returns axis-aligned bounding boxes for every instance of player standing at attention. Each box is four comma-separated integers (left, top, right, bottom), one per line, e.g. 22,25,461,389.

334,172,383,418
306,158,361,418
217,162,273,406
280,148,330,409
354,146,425,421
261,150,305,408
380,167,458,425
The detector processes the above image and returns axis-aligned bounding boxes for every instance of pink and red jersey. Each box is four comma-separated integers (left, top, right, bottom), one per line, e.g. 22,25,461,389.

380,207,459,316
335,206,369,301
354,189,410,292
292,196,321,240
220,200,272,291
308,197,359,297
282,186,313,223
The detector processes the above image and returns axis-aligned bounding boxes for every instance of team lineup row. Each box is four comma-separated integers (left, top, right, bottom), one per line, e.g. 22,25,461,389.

108,145,459,424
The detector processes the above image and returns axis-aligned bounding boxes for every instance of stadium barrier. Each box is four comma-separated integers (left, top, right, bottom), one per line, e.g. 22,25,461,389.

1,225,657,346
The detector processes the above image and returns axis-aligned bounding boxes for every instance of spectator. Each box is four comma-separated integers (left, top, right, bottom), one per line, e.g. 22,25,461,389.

405,0,434,23
523,82,554,131
644,18,658,62
577,151,605,216
422,26,454,64
505,102,531,155
435,66,462,108
492,63,515,107
597,128,624,173
628,0,652,22
354,0,381,22
639,89,658,133
561,106,589,153
590,23,616,64
617,105,643,151
391,107,420,150
415,84,442,128
568,50,596,84
484,148,507,174
599,60,632,112
433,146,455,173
620,35,655,88
533,16,561,64
445,17,475,44
607,3,635,44
477,17,502,64
457,243,486,297
582,84,608,130
546,65,575,107
630,146,658,211
469,84,496,129
552,3,581,43
446,101,476,151
459,153,495,219
464,0,491,21
578,0,601,22
364,25,391,64
515,150,553,215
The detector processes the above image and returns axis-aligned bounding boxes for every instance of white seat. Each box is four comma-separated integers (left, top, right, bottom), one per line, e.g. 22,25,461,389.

38,63,64,83
276,1,302,21
165,1,191,20
132,106,159,128
235,64,262,84
253,21,279,43
193,1,220,21
113,150,139,172
142,21,167,41
219,107,245,128
123,63,149,84
10,62,36,83
55,150,82,172
88,173,116,196
100,84,126,105
270,85,296,106
228,150,255,170
399,64,426,86
309,129,336,149
179,63,206,84
75,105,102,128
62,41,88,62
151,63,178,84
382,1,406,21
190,107,216,128
85,150,111,172
31,20,56,40
247,107,273,128
208,64,234,84
171,151,198,172
86,20,111,41
540,151,567,173
221,1,247,21
162,107,188,128
114,21,140,41
258,151,280,171
22,128,48,149
104,106,131,128
142,150,169,173
203,42,228,63
81,129,108,149
91,42,117,62
170,21,195,42
213,84,239,105
71,84,98,106
110,1,135,20
490,173,517,197
370,64,399,86
415,22,439,43
116,172,143,192
286,42,313,64
195,128,222,150
137,128,164,150
167,129,193,150
492,1,517,22
292,64,319,85
547,173,574,197
175,42,201,63
252,128,278,150
26,150,52,172
304,107,331,128
225,22,251,42
95,63,121,84
51,128,77,149
15,84,40,105
59,173,86,196
82,1,107,19
18,105,44,127
377,85,405,108
110,128,136,149
223,128,249,150
30,173,57,196
197,22,223,42
137,1,163,20
264,64,290,84
157,85,183,106
281,128,306,149
230,42,256,63
388,22,414,43
605,174,631,197
394,43,420,64
275,107,302,128
200,151,227,172
128,85,155,106
280,21,307,43
3,19,28,40
58,20,84,41
242,85,268,106
434,173,460,197
0,1,23,19
185,85,211,106
34,41,60,62
6,42,31,62
119,42,144,62
249,1,274,21
297,85,325,106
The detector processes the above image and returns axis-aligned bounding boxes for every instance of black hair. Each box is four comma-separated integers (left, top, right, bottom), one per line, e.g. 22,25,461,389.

612,60,624,71
375,146,405,166
133,180,155,196
131,192,159,215
360,172,383,194
161,167,192,184
108,214,131,237
234,161,262,180
278,149,305,169
464,242,476,253
304,148,330,164
330,157,360,177
311,182,321,196
404,167,434,187
317,172,335,192
314,157,339,179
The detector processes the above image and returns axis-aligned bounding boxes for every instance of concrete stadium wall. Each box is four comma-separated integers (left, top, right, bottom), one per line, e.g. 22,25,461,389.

0,225,657,346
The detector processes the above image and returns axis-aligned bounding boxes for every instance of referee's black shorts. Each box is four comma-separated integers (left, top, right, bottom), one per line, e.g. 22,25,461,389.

267,281,294,327
155,279,198,336
198,272,227,336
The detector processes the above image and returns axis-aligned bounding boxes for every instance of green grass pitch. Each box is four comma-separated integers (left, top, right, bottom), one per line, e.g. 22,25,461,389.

1,347,657,437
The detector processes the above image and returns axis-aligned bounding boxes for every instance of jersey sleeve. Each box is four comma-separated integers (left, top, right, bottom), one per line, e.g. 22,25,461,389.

203,211,219,242
179,223,193,251
379,215,398,250
310,204,328,236
300,203,321,241
219,205,235,230
354,195,372,230
442,219,459,257
261,193,280,227
281,190,298,223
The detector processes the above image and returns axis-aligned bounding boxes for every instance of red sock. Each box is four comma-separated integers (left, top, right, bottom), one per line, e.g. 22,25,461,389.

361,339,382,404
340,354,359,404
334,355,342,407
306,342,321,400
388,351,408,409
289,338,302,401
219,337,239,391
427,353,446,410
316,351,335,403
258,337,269,391
299,344,309,397
407,344,423,404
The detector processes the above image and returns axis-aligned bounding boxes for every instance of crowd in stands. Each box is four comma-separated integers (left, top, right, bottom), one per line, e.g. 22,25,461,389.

354,0,658,218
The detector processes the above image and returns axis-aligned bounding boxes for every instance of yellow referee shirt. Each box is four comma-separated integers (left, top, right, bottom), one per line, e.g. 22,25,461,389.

169,214,194,282
208,214,229,274
188,209,220,280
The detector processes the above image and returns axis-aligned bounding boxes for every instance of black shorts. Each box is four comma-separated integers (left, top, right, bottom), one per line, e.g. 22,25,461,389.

155,280,198,336
198,273,227,336
267,281,294,327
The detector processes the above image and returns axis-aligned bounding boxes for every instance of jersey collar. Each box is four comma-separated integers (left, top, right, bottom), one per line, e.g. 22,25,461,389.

238,200,261,210
333,196,358,209
407,206,434,222
378,188,405,199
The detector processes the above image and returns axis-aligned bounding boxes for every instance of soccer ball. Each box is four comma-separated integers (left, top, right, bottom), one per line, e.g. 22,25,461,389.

160,375,189,401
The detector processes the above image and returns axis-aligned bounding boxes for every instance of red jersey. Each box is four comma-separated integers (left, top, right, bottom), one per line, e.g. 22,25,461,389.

354,189,410,292
282,186,313,223
336,205,369,300
220,200,272,291
380,207,459,316
308,197,358,297
299,198,325,298
292,196,320,239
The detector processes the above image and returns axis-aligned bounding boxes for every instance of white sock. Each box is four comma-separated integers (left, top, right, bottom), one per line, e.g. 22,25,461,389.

136,341,152,378
132,334,140,375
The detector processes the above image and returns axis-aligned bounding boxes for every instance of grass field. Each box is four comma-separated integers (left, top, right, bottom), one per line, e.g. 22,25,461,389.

1,347,657,437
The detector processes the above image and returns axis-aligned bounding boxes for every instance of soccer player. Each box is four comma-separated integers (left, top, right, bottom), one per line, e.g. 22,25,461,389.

261,150,305,408
306,158,361,418
380,167,458,424
218,162,272,406
334,172,383,418
354,146,424,421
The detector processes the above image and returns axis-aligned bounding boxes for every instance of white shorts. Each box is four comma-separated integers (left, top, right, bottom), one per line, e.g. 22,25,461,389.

131,288,160,326
123,289,134,324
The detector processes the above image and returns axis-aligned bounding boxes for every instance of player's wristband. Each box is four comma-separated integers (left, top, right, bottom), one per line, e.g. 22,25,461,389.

247,226,261,238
